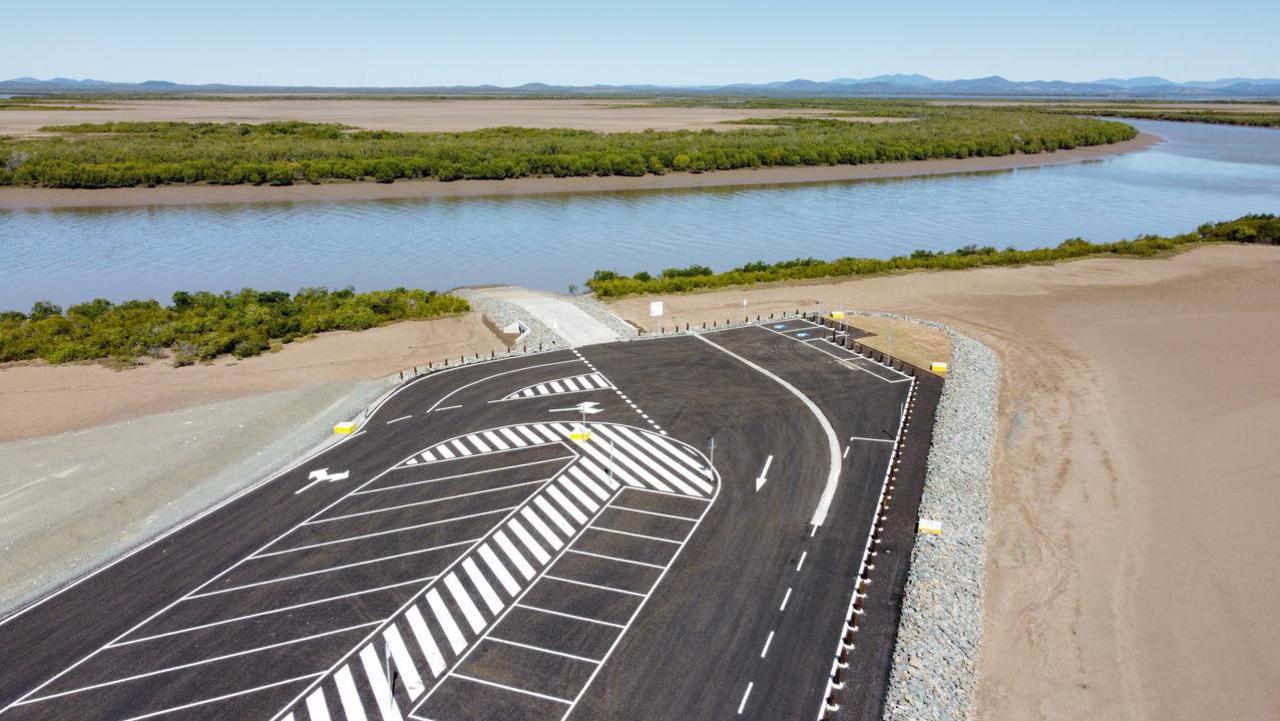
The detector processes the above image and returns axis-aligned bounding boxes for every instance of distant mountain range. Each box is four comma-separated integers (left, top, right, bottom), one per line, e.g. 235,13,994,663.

3,74,1280,98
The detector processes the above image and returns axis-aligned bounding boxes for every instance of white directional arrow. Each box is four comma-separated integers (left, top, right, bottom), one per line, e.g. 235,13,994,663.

296,467,351,495
755,454,774,492
549,401,603,415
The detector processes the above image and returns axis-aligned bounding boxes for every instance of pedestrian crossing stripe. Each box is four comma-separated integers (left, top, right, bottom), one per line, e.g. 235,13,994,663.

501,372,614,400
274,423,717,721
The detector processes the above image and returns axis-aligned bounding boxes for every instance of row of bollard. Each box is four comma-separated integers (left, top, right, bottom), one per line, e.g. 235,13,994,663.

820,368,920,720
395,339,562,382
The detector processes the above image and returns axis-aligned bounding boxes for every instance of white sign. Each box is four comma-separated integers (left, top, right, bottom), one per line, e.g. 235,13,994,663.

649,301,664,317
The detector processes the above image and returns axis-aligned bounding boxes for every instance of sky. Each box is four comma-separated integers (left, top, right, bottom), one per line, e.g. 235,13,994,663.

4,0,1278,87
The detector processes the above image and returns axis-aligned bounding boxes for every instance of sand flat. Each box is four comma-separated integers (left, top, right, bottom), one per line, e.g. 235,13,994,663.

0,312,505,442
0,98,881,137
605,245,1280,721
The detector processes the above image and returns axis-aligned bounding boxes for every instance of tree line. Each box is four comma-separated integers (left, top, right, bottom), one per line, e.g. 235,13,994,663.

585,215,1280,297
0,287,469,365
0,105,1137,188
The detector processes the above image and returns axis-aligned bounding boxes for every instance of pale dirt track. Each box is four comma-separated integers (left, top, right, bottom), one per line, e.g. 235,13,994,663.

606,245,1280,721
0,98,887,137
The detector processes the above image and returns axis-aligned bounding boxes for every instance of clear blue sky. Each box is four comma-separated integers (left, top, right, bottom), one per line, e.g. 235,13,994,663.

4,0,1277,86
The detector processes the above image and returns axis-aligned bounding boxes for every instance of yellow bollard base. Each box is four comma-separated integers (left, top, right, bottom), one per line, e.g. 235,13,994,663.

917,518,943,535
333,421,358,435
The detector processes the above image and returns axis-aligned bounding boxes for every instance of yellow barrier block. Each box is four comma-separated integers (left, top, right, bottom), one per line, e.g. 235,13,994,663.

569,430,593,442
830,311,846,320
333,421,358,435
918,518,943,535
930,362,948,374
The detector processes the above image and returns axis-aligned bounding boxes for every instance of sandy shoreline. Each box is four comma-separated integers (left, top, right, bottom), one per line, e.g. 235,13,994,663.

0,133,1160,210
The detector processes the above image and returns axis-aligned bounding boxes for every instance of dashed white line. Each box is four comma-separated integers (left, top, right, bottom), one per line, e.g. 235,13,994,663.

761,630,775,658
780,587,793,612
737,682,754,715
386,415,413,425
797,550,808,571
433,404,463,412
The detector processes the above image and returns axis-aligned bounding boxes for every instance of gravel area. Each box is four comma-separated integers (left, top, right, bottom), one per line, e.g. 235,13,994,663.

859,312,998,721
455,288,568,351
562,292,641,338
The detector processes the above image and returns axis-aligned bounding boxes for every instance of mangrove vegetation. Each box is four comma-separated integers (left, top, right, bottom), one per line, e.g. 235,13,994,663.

585,214,1280,298
0,104,1137,188
0,287,469,365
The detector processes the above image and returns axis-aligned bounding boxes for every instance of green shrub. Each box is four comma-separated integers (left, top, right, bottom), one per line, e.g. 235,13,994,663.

0,104,1139,189
586,214,1280,298
0,287,469,364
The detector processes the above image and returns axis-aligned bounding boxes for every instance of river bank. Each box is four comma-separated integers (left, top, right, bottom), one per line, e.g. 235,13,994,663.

0,133,1159,210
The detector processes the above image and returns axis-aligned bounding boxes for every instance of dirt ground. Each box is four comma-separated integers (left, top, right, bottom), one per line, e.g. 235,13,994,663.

0,98,904,137
607,245,1280,721
0,312,505,442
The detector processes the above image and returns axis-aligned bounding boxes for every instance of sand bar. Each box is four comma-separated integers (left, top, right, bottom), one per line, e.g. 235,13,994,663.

0,133,1160,210
606,244,1280,721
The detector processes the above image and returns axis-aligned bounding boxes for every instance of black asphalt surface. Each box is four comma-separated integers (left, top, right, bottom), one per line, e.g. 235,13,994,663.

0,318,940,721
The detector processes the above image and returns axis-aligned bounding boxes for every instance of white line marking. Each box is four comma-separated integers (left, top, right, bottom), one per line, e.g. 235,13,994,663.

359,645,405,721
114,576,435,646
405,606,447,677
587,524,683,545
451,674,571,704
444,572,487,634
738,682,753,715
546,485,589,524
485,636,602,665
755,454,774,491
335,665,370,721
187,541,465,597
780,587,793,612
507,518,551,564
849,435,895,444
255,506,515,558
425,589,467,654
312,478,547,524
370,456,573,494
521,506,565,550
493,530,537,579
115,673,323,721
478,543,522,595
534,496,577,536
386,415,413,425
462,558,504,615
384,625,426,699
425,358,580,413
761,630,775,658
306,687,333,721
567,548,666,570
607,504,697,522
514,603,626,629
432,404,463,412
17,622,378,705
694,332,842,527
843,445,850,458
542,574,646,598
797,550,808,571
